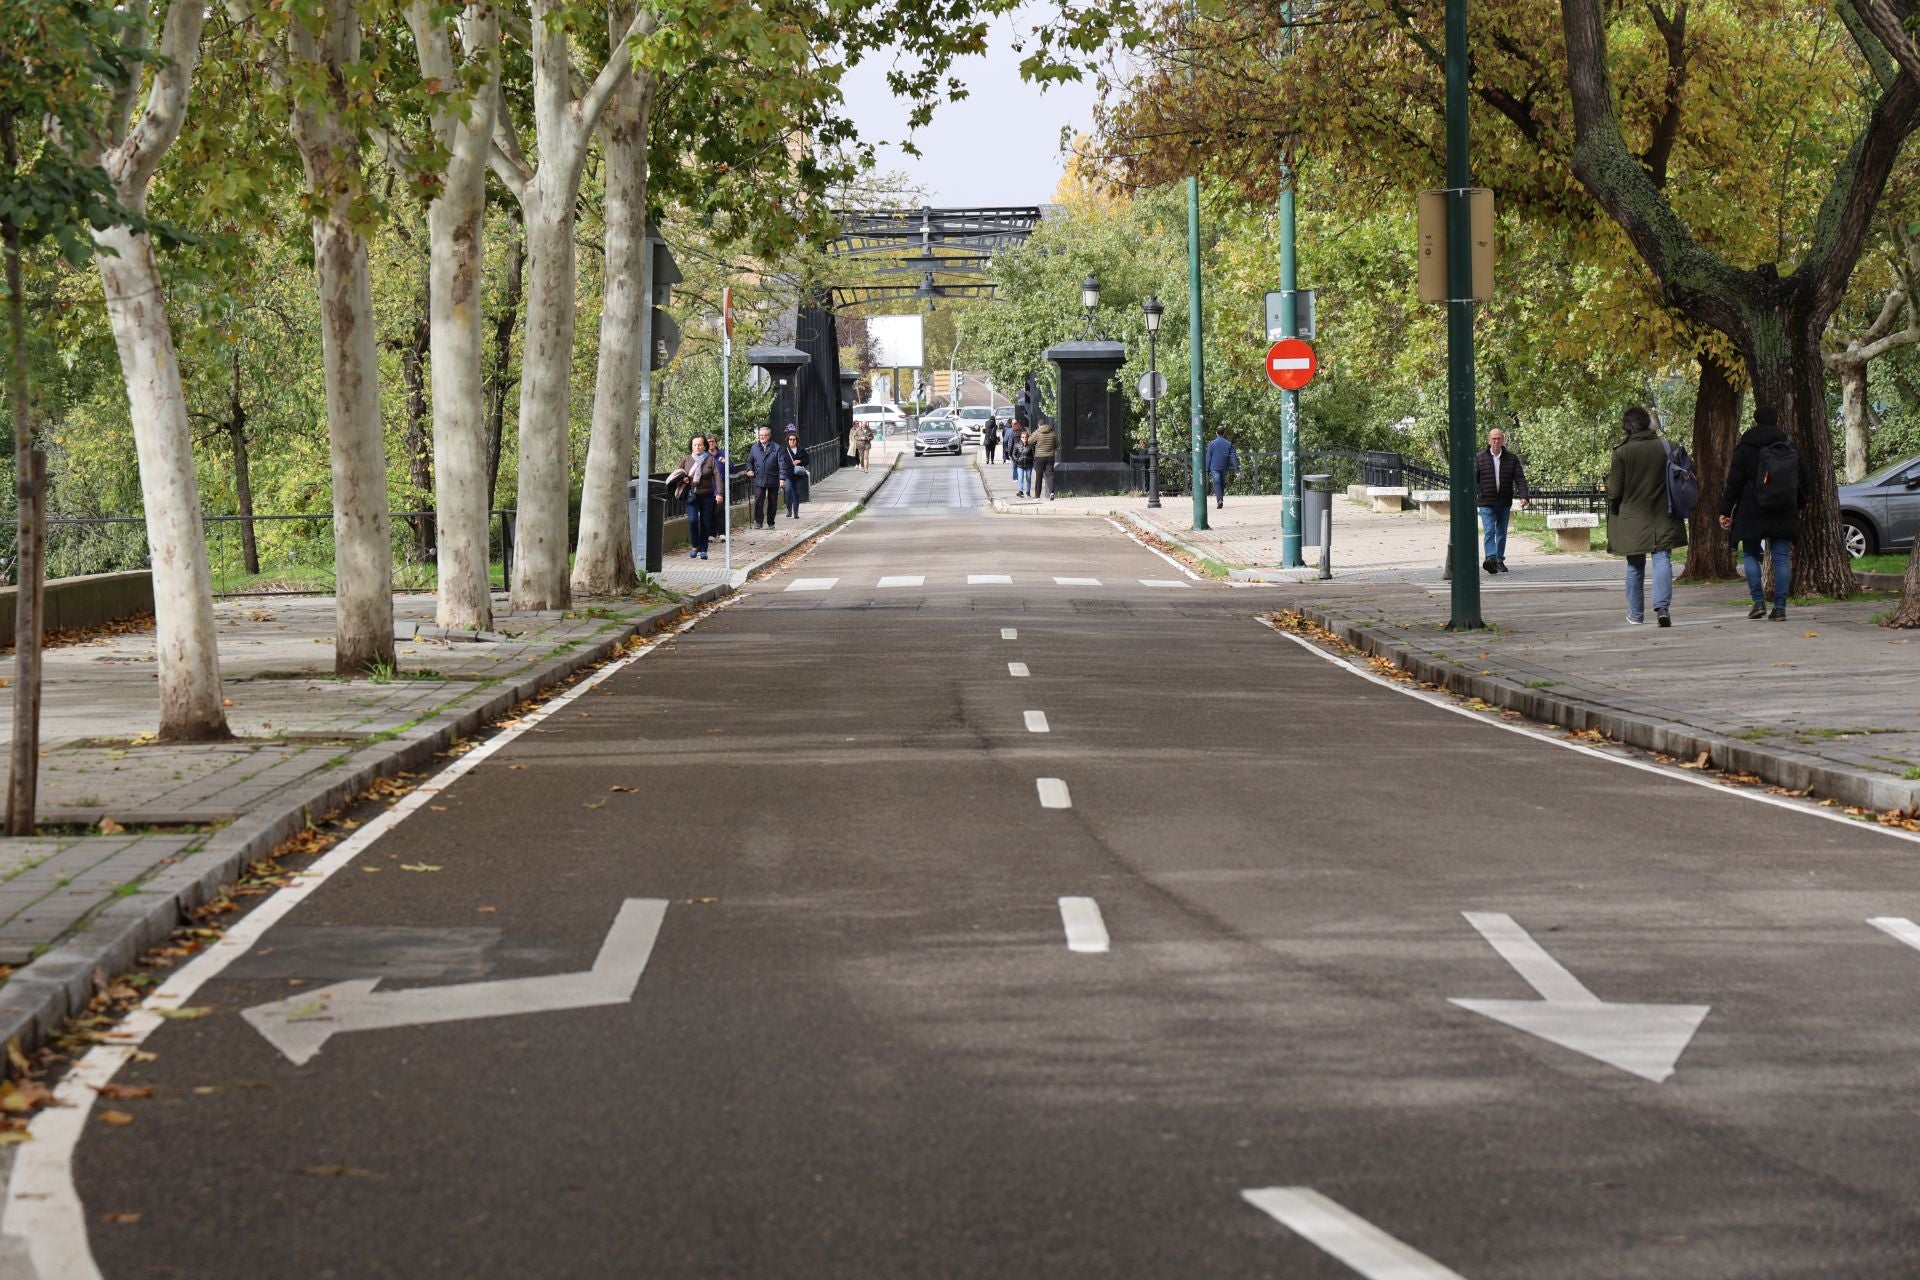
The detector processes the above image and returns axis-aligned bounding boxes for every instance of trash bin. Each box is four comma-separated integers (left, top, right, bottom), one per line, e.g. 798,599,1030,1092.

1302,474,1333,548
626,478,645,568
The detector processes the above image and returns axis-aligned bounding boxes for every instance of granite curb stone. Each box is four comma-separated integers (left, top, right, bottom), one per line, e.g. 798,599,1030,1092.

1293,603,1920,816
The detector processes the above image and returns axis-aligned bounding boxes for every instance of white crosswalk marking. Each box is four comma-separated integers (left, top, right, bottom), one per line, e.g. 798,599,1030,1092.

1243,1188,1468,1279
1024,710,1049,733
1001,628,1018,640
1036,778,1072,809
876,575,925,588
1054,577,1102,586
1138,579,1191,588
969,574,1013,584
784,578,837,592
1008,662,1030,678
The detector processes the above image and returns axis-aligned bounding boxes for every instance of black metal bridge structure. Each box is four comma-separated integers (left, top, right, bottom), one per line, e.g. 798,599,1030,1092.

770,207,1044,471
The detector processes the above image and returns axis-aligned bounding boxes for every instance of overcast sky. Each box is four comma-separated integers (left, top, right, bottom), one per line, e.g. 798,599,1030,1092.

837,12,1103,207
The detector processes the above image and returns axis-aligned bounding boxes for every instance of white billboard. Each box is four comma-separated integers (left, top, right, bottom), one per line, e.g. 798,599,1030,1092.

868,314,925,370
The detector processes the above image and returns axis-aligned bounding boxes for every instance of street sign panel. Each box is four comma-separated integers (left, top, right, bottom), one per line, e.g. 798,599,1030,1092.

1265,290,1316,341
1266,337,1316,391
1138,371,1167,401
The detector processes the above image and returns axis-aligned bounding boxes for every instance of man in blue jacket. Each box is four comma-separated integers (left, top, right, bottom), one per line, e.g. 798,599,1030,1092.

747,424,792,530
1205,426,1240,509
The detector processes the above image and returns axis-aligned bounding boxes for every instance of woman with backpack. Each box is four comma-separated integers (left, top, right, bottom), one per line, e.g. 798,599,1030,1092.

1718,405,1813,620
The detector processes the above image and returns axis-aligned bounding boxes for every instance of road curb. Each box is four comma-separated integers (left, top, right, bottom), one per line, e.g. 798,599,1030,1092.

1291,604,1920,815
0,587,730,1062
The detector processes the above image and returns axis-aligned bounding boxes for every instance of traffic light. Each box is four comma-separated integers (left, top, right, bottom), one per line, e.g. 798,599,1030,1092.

646,226,683,370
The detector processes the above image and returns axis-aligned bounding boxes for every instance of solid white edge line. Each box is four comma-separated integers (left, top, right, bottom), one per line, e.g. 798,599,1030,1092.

1242,1187,1469,1280
1104,518,1203,580
1868,917,1920,951
1036,778,1072,809
1008,662,1030,678
1058,897,1110,953
1258,616,1920,848
1024,710,1050,733
0,594,739,1280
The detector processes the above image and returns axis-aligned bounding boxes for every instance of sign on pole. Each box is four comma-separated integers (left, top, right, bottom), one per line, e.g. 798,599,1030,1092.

1417,189,1495,303
1138,371,1167,402
721,286,732,579
1265,337,1317,391
1265,290,1316,342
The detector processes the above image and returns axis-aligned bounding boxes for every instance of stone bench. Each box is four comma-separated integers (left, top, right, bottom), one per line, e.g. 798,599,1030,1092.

1346,483,1371,505
1412,489,1450,522
1366,485,1409,513
1547,511,1600,552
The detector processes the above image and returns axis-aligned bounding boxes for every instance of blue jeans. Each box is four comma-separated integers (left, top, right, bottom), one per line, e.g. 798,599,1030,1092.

1624,550,1673,620
686,491,715,554
1743,538,1791,609
1014,464,1031,495
1210,470,1229,504
1477,505,1511,563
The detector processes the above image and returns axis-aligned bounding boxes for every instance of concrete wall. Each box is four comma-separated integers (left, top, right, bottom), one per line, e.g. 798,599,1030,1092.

0,571,155,646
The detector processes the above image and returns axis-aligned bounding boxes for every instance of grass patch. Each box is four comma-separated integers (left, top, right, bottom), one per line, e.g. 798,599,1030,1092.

1904,767,1920,781
1853,553,1911,575
1732,727,1776,740
1524,679,1562,689
1794,726,1902,740
1197,558,1233,579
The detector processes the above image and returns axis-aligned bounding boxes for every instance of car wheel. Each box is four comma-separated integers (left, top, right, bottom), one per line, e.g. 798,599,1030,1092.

1843,517,1874,560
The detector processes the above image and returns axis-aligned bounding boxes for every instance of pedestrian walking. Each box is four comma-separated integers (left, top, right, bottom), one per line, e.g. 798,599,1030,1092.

1030,418,1060,500
1717,405,1811,620
671,434,718,560
854,422,874,472
1204,426,1240,510
1009,427,1034,497
1003,420,1018,476
1474,427,1530,574
1606,405,1688,627
982,416,999,464
783,429,807,520
746,424,791,530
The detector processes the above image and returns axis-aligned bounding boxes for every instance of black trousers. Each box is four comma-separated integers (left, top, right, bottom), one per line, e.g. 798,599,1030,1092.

752,485,780,527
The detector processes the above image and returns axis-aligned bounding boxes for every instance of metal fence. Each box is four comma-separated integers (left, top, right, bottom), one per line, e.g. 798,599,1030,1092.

3,510,521,597
1126,447,1608,513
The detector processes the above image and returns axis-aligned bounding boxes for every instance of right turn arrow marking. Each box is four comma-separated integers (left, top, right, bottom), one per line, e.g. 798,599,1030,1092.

1449,911,1709,1084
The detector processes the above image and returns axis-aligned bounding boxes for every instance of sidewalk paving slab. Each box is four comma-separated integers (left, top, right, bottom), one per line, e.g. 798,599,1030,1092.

0,455,897,1058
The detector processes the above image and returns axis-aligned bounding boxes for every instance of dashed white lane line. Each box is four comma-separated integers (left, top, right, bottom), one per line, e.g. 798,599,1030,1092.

1242,1187,1469,1279
785,577,837,592
1008,662,1030,678
970,574,1013,584
1055,576,1102,586
1058,897,1110,953
877,575,925,588
1139,578,1192,588
1036,777,1072,808
1001,628,1018,640
1869,917,1920,951
1024,710,1050,733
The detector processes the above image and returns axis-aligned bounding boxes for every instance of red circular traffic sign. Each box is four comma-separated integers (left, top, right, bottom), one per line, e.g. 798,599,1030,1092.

1266,337,1317,391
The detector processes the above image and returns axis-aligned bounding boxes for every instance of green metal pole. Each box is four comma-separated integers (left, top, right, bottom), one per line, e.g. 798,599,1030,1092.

1186,0,1208,531
1278,162,1302,567
1444,0,1483,629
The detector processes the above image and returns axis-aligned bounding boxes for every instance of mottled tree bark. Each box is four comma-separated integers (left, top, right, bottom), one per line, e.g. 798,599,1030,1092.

1679,352,1739,582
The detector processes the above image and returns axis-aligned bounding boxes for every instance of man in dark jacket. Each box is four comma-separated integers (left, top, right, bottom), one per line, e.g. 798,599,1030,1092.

1205,426,1241,510
1474,427,1529,574
1718,405,1812,620
746,424,792,530
1606,405,1687,627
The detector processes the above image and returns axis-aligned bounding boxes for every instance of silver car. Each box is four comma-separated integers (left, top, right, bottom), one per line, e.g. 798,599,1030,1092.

1837,453,1920,557
913,419,962,457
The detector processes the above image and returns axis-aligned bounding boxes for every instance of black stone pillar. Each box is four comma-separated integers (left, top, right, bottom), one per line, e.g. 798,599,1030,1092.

747,344,811,442
1041,339,1131,495
837,370,859,462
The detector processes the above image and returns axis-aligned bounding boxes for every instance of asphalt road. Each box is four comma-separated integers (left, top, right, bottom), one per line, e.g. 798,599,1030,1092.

46,453,1920,1278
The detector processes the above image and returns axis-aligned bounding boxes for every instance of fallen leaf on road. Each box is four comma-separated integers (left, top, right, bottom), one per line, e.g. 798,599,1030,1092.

361,866,381,873
94,1084,152,1100
154,1008,210,1021
222,699,234,707
1803,630,1818,638
476,905,497,913
609,785,637,793
507,764,526,771
98,1212,139,1224
399,863,443,873
0,1132,30,1146
686,897,719,904
128,1049,156,1063
428,805,448,812
97,818,125,835
98,1111,134,1126
7,1039,30,1075
0,1081,50,1112
298,1165,381,1179
584,799,607,810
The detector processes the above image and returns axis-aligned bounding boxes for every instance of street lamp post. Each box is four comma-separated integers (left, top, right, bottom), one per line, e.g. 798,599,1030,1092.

1143,296,1164,508
1081,275,1101,338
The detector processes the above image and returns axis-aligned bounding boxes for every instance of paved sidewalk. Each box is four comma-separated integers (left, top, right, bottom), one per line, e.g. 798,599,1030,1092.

653,443,904,592
972,451,1615,583
0,455,897,1049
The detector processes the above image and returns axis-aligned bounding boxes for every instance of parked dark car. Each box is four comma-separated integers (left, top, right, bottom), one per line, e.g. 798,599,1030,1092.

1837,453,1920,557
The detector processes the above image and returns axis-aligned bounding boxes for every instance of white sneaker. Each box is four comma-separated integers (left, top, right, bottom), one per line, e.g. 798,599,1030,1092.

1626,614,1644,625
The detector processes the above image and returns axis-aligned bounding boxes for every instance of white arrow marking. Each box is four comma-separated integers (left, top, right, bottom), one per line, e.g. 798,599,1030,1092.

1869,917,1920,951
242,898,668,1065
1448,911,1709,1083
1243,1187,1468,1279
1271,357,1313,370
1058,897,1109,953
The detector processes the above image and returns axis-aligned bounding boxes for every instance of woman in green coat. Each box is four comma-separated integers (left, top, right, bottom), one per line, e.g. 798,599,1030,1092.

1606,406,1687,625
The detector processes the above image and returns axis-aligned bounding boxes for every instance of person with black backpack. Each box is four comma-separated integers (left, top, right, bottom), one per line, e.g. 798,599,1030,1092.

1718,405,1813,620
1607,405,1689,626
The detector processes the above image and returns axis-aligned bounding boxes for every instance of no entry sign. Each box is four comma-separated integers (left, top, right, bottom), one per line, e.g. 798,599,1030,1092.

1266,337,1316,391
